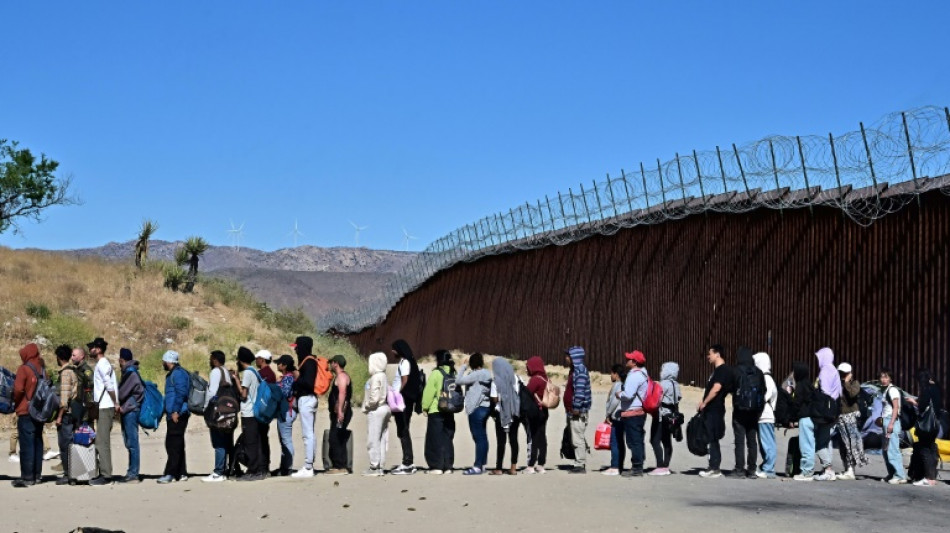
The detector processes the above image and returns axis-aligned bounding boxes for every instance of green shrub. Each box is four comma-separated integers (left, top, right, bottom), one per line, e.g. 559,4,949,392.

25,301,51,320
169,316,191,330
201,276,258,309
35,313,96,349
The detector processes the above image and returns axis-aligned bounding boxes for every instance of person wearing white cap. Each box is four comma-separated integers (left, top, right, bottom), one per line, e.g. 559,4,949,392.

835,362,868,480
255,349,277,475
158,350,191,484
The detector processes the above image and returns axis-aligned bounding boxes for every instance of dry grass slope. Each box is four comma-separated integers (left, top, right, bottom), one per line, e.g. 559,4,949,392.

0,247,366,400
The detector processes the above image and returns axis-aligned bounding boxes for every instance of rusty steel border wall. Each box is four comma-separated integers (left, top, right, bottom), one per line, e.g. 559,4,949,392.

346,185,950,399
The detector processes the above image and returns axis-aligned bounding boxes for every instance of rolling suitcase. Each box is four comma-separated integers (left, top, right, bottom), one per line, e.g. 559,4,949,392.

69,443,98,482
322,428,353,473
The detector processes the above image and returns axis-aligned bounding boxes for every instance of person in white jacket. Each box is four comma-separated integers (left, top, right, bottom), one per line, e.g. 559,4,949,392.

753,352,778,479
362,352,391,476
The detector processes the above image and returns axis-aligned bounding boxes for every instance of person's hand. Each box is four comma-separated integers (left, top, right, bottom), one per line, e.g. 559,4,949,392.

571,409,579,417
172,412,180,424
115,405,122,415
697,402,705,412
56,416,63,427
615,391,621,399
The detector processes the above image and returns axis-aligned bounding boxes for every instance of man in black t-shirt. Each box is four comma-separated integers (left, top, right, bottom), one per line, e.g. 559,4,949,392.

697,344,733,478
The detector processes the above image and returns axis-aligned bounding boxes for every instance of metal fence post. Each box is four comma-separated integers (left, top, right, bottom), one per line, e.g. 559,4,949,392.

715,146,728,193
656,158,669,210
901,112,920,205
568,188,580,228
592,179,604,221
732,144,751,199
692,149,707,209
605,173,618,217
675,153,688,203
796,136,813,214
620,169,635,213
578,184,592,225
639,162,651,211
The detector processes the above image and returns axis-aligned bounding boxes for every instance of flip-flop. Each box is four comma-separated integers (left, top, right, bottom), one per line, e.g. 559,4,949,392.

489,469,504,475
463,468,483,475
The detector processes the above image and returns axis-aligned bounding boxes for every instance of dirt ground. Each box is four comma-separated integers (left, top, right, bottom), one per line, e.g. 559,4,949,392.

2,364,948,533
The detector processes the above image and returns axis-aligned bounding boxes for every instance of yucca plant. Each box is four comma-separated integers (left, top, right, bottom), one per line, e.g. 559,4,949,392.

181,236,209,293
162,263,186,291
134,219,159,269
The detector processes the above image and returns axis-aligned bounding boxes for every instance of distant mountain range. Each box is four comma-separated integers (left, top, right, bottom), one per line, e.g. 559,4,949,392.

58,240,415,322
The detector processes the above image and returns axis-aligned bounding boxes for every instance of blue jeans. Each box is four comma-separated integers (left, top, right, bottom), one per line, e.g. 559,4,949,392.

17,415,43,482
758,422,776,474
468,406,490,468
121,410,140,477
609,418,626,469
623,414,646,472
798,417,816,475
210,428,234,476
277,411,296,474
884,416,906,480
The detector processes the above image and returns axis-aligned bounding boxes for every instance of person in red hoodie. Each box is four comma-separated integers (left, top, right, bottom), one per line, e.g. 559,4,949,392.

12,343,46,488
525,356,549,474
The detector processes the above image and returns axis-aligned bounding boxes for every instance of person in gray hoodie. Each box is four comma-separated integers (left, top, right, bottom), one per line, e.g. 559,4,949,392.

752,352,778,479
649,361,681,476
456,353,492,475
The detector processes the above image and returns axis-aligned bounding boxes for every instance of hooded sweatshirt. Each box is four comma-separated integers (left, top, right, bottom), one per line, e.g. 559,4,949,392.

421,363,453,414
491,358,521,427
791,362,813,421
753,352,777,424
13,343,44,416
732,347,766,414
525,356,548,404
362,352,389,413
118,361,146,413
392,339,421,400
565,347,591,413
815,348,841,400
659,362,681,418
456,364,492,415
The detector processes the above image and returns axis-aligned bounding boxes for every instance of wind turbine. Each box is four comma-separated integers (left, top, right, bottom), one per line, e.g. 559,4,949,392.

288,219,305,247
227,220,245,250
401,226,418,251
349,220,368,247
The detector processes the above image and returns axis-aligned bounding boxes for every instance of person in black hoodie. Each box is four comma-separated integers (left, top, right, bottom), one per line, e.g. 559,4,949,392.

731,347,765,479
391,339,422,475
789,362,817,481
906,368,943,486
291,336,318,478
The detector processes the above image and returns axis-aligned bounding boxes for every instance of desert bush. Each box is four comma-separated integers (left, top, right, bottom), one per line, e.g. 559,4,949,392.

25,302,51,320
169,316,191,330
35,313,96,349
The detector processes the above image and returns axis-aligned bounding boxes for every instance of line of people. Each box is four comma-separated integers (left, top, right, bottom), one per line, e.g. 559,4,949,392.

5,338,944,486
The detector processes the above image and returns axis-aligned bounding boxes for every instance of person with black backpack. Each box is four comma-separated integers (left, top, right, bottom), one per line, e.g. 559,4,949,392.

421,349,457,474
731,347,765,479
697,344,733,479
202,350,235,482
906,368,942,487
391,339,422,475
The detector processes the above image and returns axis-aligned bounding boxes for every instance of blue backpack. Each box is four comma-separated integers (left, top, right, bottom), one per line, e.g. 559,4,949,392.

139,378,165,430
250,369,282,424
0,366,16,414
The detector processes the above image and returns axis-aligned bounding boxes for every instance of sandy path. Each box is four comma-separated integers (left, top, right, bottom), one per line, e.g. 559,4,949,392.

2,367,948,533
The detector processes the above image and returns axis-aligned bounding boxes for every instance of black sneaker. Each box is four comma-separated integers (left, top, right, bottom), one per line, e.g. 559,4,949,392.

727,470,745,479
746,470,758,480
568,466,587,474
237,472,264,482
89,476,113,486
118,474,141,484
56,477,70,486
11,479,35,488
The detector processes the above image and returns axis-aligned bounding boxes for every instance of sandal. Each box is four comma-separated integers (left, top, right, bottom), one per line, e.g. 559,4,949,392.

508,465,518,475
463,467,483,475
489,469,504,475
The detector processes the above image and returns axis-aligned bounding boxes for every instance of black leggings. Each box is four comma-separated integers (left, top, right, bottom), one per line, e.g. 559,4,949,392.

395,398,416,466
494,414,521,469
527,409,549,467
650,415,673,468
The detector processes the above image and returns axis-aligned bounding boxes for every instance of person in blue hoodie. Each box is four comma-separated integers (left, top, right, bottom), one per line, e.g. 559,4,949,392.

564,346,591,474
158,350,190,484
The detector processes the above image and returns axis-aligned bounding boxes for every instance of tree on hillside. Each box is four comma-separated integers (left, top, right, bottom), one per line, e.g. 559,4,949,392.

134,219,159,269
178,236,209,293
0,139,77,234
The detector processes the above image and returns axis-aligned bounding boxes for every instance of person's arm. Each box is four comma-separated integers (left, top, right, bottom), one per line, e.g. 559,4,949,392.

233,369,248,400
886,390,901,435
335,374,347,422
455,365,478,385
100,362,118,406
698,383,722,412
420,370,440,413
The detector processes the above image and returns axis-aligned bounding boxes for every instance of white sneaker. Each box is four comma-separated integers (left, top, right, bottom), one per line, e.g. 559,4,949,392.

8,454,19,463
793,474,814,481
698,469,722,478
602,468,620,476
888,477,907,485
427,469,443,475
837,469,855,480
913,479,935,486
755,470,768,479
535,465,546,474
361,467,384,477
813,472,836,481
202,473,225,483
43,450,60,461
522,466,536,474
291,468,314,478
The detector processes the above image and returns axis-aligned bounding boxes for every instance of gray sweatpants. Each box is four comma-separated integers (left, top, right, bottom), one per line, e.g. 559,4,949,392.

97,408,115,477
570,413,589,467
366,406,392,468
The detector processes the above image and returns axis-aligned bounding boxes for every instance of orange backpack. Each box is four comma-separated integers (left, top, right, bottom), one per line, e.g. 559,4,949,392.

302,356,332,396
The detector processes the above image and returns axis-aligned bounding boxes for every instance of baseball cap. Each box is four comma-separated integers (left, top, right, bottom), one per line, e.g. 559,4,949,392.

330,354,347,368
837,362,852,373
625,350,646,365
162,350,180,364
256,349,273,361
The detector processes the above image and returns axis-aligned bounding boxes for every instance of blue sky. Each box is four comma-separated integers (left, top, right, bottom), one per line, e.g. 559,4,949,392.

2,1,947,252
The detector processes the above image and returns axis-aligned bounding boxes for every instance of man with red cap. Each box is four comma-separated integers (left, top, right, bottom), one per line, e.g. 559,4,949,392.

616,350,649,477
